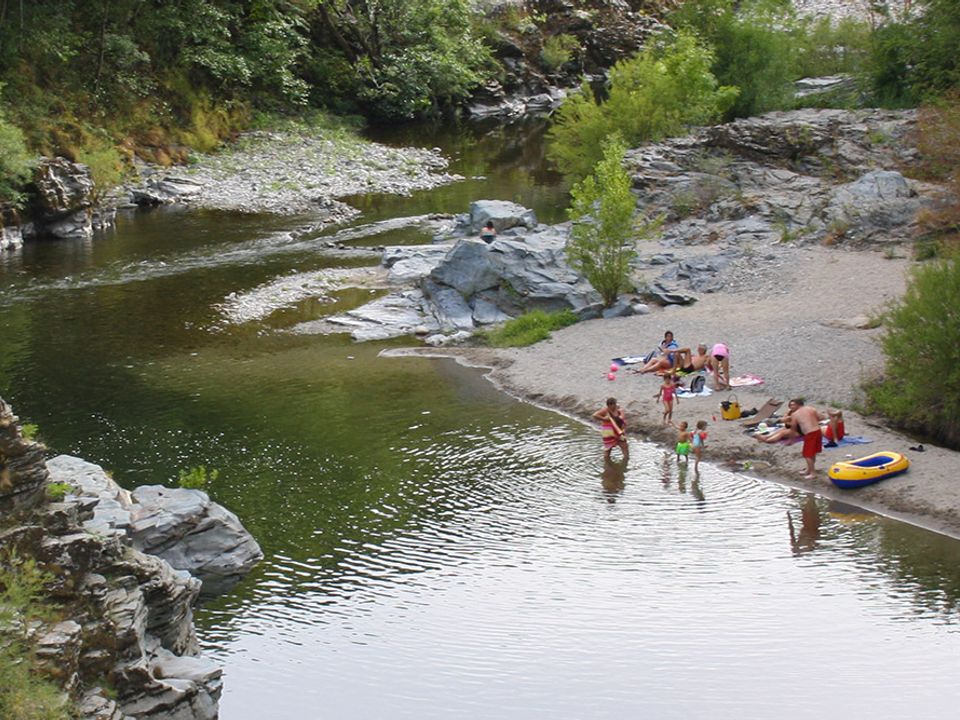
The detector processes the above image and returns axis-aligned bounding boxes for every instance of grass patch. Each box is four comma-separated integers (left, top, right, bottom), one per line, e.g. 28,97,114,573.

481,309,579,347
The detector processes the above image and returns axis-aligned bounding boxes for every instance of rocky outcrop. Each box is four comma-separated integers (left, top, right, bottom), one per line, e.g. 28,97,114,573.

0,397,48,512
47,454,263,596
468,0,670,118
26,157,97,241
623,108,936,298
1,397,261,719
312,206,602,342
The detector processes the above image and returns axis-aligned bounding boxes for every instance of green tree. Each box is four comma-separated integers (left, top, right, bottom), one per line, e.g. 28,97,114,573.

547,32,738,180
307,0,492,119
566,137,655,308
866,257,960,448
671,0,799,119
868,0,960,106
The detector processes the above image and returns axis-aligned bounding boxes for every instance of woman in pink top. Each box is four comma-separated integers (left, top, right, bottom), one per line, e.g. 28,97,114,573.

707,342,731,390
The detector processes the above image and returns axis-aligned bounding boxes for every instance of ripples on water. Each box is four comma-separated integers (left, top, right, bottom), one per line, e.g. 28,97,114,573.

196,420,960,720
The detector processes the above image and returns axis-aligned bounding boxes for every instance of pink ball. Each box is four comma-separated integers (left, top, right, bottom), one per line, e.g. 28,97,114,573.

607,372,616,381
609,363,619,372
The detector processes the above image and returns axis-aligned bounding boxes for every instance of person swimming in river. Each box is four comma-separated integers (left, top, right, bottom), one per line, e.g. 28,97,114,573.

654,374,679,426
593,397,628,461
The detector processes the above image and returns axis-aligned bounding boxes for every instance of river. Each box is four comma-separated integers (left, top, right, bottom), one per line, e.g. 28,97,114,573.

0,119,958,718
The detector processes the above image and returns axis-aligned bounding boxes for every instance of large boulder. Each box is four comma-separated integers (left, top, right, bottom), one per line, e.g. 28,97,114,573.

46,455,263,595
30,157,95,240
469,199,538,234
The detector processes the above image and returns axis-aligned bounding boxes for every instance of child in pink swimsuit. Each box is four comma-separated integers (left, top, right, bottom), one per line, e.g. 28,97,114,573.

654,374,679,425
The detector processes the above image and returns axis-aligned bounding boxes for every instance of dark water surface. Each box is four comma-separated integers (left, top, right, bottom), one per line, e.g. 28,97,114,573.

1,122,958,719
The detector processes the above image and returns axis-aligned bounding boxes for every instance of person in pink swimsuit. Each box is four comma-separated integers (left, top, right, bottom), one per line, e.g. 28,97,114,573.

654,374,679,425
707,342,731,390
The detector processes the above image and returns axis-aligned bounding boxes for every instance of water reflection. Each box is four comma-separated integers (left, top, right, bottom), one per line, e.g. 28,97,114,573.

600,455,626,502
788,494,821,554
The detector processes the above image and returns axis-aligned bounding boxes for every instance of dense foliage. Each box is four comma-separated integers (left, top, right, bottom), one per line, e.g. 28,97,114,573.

868,0,960,106
866,257,960,448
670,0,796,119
565,137,657,307
547,32,738,179
0,0,492,187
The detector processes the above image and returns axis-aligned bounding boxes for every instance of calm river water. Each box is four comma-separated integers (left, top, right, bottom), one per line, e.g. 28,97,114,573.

1,120,958,719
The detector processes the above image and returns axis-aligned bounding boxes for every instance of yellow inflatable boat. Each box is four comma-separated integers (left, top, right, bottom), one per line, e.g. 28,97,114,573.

829,451,910,489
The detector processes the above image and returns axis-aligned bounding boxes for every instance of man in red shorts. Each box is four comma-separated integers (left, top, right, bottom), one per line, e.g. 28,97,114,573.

790,399,824,479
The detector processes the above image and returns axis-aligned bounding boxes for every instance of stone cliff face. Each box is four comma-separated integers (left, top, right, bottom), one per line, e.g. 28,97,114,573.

0,397,244,719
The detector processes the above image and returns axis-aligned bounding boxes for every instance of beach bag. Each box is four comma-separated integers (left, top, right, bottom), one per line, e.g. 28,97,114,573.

720,394,741,420
689,375,706,394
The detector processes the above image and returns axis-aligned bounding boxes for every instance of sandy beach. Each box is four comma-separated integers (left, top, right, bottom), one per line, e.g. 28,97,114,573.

390,243,960,540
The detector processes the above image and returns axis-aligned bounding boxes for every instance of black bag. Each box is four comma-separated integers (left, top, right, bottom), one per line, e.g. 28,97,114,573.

689,375,706,393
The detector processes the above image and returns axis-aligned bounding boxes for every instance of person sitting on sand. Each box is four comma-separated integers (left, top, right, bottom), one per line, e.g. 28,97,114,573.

783,399,824,478
756,398,803,444
706,342,731,390
823,409,845,447
636,331,679,374
672,343,710,374
593,397,628,461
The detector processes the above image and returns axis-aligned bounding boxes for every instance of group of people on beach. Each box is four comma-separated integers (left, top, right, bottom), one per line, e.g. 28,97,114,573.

594,329,846,482
593,397,710,474
634,331,731,391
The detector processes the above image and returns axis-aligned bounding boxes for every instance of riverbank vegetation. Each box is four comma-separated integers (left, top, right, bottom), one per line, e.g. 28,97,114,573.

0,552,72,720
866,256,960,449
480,309,578,347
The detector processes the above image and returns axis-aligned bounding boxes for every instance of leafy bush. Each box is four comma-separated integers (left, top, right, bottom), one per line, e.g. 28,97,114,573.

0,103,34,206
19,423,39,441
792,16,872,79
482,309,579,347
541,34,579,72
178,465,219,490
566,137,658,307
867,0,960,106
45,482,72,502
670,0,798,119
865,257,960,447
547,31,737,180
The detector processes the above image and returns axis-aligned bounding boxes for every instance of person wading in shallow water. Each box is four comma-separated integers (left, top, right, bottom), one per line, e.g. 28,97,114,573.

593,397,628,462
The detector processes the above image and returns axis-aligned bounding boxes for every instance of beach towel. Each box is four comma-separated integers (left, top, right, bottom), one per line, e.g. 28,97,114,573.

612,355,648,367
729,374,764,387
823,436,873,448
677,386,713,398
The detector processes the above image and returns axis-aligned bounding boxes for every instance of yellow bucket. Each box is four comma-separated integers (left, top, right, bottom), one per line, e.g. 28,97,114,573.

720,394,741,420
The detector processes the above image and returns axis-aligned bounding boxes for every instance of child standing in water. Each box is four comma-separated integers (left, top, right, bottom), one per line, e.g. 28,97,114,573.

675,421,691,463
692,420,708,472
593,397,628,462
654,374,679,425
